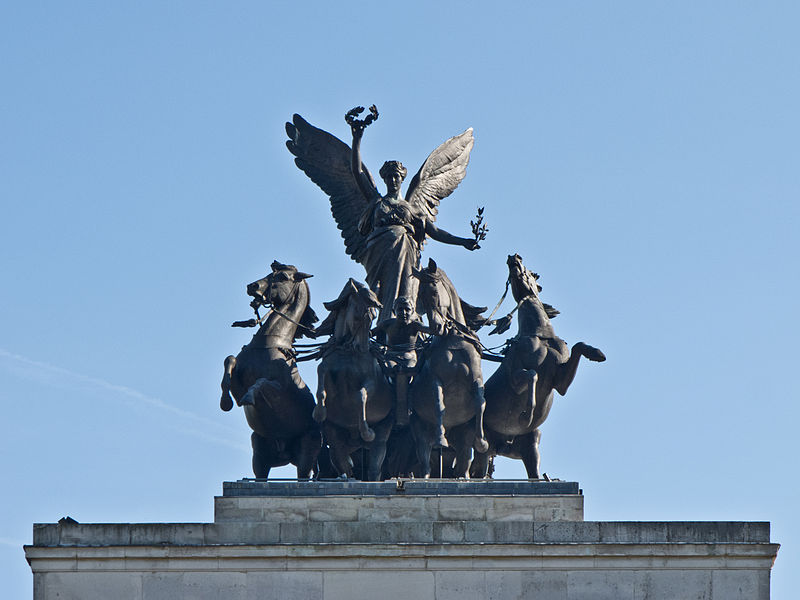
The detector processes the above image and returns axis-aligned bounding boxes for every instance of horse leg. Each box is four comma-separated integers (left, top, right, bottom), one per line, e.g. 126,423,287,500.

295,428,322,480
251,432,273,479
464,350,489,453
513,369,538,428
366,421,392,481
357,386,376,442
241,377,280,407
518,429,543,479
470,446,491,478
324,423,354,479
555,342,606,396
471,381,489,453
410,417,433,479
452,424,474,478
313,364,328,422
220,355,236,411
432,378,449,448
394,372,410,426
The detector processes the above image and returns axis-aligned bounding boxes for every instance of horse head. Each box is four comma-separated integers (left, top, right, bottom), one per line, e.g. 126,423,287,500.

505,254,559,334
243,261,317,343
247,261,313,311
320,279,381,352
507,254,543,303
412,259,465,336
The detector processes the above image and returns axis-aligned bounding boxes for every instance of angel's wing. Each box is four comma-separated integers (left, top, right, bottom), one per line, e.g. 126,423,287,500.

405,128,474,222
285,114,380,264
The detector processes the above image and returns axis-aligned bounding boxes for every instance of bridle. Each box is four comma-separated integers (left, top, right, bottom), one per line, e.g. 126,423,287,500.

251,274,316,336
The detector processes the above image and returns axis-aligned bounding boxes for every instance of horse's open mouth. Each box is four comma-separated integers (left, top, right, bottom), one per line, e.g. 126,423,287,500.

246,283,268,306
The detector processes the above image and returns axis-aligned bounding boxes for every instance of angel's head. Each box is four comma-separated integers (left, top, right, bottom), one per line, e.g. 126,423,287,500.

380,161,407,195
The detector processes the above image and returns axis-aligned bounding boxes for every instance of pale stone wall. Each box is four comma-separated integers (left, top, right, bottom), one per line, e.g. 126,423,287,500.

25,481,779,599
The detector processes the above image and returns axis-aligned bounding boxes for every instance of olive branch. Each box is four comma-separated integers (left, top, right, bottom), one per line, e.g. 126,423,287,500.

470,207,488,244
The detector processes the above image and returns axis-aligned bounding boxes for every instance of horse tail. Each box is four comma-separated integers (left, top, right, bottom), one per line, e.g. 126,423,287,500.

220,355,236,412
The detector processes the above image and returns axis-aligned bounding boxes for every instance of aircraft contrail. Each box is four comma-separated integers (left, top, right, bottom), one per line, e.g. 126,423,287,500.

0,348,249,452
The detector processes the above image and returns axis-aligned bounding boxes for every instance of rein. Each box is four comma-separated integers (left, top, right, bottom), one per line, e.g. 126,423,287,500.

481,277,511,325
261,277,317,336
236,277,317,337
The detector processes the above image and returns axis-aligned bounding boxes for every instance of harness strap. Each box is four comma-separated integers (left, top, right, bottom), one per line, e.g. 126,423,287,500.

480,277,511,326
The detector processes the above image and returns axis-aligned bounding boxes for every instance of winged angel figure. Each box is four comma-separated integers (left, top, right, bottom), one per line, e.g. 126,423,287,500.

286,106,479,324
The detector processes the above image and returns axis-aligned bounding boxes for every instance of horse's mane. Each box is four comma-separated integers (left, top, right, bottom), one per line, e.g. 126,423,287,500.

541,302,560,319
295,300,319,341
314,312,335,338
460,298,489,331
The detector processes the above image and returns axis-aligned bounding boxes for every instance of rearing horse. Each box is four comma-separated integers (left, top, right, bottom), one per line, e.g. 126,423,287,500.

473,254,605,479
314,279,394,481
411,259,489,478
220,261,321,479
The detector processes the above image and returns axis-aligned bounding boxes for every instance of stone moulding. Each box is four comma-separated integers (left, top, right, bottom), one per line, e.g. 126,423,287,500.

25,481,779,599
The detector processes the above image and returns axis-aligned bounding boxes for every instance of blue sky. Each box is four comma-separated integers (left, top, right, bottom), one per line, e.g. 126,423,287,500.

2,2,798,597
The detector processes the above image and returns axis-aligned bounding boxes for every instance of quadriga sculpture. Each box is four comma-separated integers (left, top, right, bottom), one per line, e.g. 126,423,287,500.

472,254,606,479
410,259,490,478
220,262,322,479
313,279,394,481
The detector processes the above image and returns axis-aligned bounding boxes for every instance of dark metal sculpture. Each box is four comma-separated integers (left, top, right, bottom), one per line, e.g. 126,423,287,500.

219,262,322,479
409,259,490,478
312,279,394,480
372,296,430,427
219,108,605,481
472,255,606,479
285,106,479,325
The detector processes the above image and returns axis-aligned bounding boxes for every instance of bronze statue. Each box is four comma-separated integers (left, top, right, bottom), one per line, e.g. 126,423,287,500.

409,259,490,478
372,296,430,427
312,279,394,480
219,262,322,479
286,106,479,325
217,107,606,481
472,255,606,479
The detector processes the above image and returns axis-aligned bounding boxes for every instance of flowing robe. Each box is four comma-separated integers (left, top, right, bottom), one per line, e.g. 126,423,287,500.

360,198,425,324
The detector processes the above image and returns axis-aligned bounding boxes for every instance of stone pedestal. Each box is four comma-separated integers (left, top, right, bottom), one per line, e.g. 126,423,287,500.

25,480,779,599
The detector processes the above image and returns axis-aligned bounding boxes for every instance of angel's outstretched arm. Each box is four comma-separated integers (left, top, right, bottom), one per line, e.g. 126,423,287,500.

425,221,479,250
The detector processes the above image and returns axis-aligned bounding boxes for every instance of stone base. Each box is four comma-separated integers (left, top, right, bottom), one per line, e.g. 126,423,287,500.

25,480,779,599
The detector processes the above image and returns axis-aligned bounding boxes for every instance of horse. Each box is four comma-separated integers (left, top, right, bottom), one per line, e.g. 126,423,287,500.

410,259,490,478
313,279,394,481
219,261,322,479
472,254,606,479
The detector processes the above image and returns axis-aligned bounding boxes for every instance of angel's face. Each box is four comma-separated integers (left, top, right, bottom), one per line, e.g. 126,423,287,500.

382,167,406,195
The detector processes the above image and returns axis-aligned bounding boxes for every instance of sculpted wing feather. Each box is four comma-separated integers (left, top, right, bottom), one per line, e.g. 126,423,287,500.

285,114,379,264
405,128,474,222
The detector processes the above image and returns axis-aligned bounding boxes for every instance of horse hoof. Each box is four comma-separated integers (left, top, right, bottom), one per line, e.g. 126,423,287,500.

584,345,606,362
313,405,327,422
474,438,489,453
220,393,233,412
360,426,376,443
